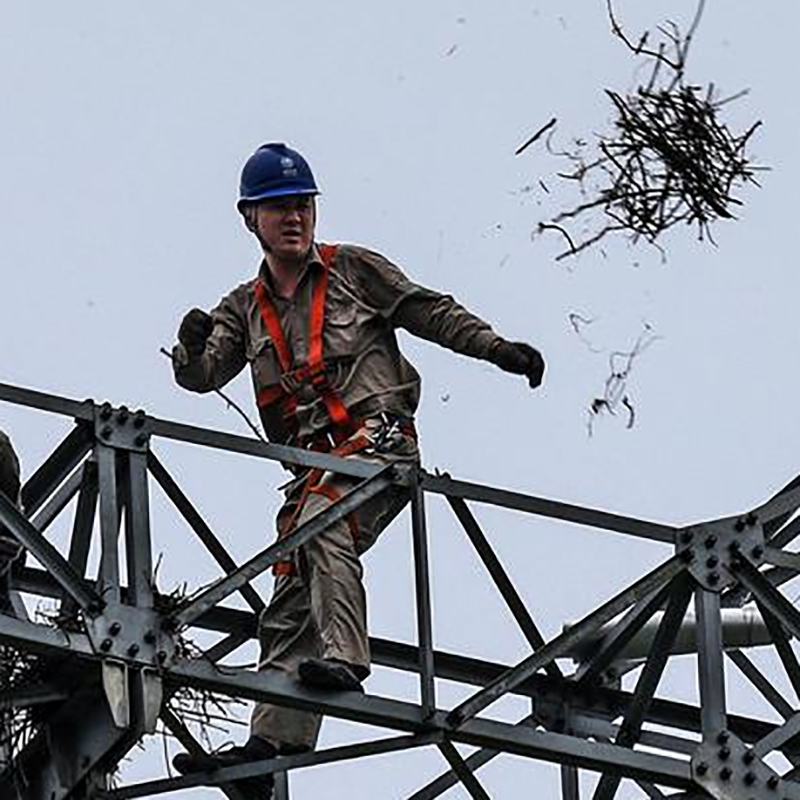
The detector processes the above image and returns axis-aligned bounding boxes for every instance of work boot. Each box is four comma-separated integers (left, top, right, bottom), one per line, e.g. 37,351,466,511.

298,658,364,692
172,735,276,799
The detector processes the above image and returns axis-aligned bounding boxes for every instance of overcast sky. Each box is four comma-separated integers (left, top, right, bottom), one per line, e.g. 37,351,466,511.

1,2,797,798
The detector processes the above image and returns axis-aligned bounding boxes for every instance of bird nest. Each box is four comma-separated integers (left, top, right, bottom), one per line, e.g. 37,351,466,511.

536,0,764,260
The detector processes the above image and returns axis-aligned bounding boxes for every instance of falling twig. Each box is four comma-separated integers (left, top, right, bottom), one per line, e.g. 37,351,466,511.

516,117,558,156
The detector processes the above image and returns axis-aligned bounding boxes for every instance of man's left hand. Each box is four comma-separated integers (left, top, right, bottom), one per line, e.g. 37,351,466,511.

490,340,546,389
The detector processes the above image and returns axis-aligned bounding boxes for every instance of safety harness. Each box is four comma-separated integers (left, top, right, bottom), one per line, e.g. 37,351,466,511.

252,244,414,574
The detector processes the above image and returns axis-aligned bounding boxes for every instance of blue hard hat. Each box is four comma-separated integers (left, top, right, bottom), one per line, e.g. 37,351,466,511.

237,143,319,212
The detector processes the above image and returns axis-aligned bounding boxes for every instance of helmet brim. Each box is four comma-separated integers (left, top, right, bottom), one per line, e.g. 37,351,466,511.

237,188,320,213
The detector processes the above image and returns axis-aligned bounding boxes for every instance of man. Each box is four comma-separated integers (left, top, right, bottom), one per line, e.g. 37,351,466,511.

171,143,545,796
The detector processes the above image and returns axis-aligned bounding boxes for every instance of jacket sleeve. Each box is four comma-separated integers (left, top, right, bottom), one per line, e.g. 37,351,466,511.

172,290,249,393
351,247,503,361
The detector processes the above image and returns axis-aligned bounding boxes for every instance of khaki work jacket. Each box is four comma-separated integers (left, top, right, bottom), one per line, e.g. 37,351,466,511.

173,243,502,444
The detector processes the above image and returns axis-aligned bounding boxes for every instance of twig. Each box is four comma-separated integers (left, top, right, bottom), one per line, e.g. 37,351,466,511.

159,348,265,441
515,117,558,156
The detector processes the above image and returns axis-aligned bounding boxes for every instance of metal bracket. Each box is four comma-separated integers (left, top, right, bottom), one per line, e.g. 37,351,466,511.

102,660,130,729
691,729,796,799
676,514,765,592
86,604,177,668
93,402,150,452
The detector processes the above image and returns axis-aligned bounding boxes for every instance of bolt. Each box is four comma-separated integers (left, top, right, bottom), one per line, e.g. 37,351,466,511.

705,534,718,549
706,556,719,568
157,650,167,663
720,766,732,781
144,630,156,645
680,530,694,544
696,761,709,776
747,512,758,526
134,433,148,447
109,621,121,636
128,643,140,657
752,545,764,559
117,406,129,424
100,638,113,652
744,771,756,785
680,548,695,563
708,571,720,585
767,775,779,789
729,540,741,553
99,403,113,421
743,750,755,764
719,746,731,760
717,731,730,744
735,518,746,532
100,425,112,440
133,409,146,428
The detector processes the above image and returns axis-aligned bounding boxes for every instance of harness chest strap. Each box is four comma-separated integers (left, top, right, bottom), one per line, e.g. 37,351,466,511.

253,244,356,442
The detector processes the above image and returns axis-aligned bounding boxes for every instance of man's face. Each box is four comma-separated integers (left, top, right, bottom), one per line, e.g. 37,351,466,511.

253,195,316,261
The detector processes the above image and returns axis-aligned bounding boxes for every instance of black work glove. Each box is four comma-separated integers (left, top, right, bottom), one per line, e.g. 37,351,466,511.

178,308,214,357
490,340,546,389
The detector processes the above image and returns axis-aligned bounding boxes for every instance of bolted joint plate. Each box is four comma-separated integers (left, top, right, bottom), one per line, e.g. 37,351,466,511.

675,514,765,592
691,731,797,800
87,604,177,668
94,401,151,452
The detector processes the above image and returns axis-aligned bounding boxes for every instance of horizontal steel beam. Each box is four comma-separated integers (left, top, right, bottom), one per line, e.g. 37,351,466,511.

420,473,677,543
166,659,695,790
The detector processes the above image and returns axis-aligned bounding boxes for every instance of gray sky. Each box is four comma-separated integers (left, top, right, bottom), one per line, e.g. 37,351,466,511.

1,1,797,797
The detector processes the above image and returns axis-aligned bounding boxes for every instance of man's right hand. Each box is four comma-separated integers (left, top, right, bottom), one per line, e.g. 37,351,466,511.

178,308,214,356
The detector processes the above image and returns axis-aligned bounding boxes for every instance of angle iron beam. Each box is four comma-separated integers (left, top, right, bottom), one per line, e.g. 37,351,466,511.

726,649,794,720
0,490,102,613
695,587,727,737
446,556,686,729
147,451,264,614
29,462,85,534
203,630,252,663
447,495,560,677
97,443,122,603
169,469,395,630
420,473,676,544
436,741,491,800
124,451,153,608
753,484,800,534
768,515,800,549
753,712,800,759
165,659,694,790
408,742,501,800
0,381,95,421
573,583,672,685
104,732,442,799
21,421,94,514
722,563,796,608
147,415,381,478
764,547,800,572
757,600,800,699
411,480,436,718
764,509,797,541
731,556,800,640
591,574,694,800
561,764,581,800
160,707,249,800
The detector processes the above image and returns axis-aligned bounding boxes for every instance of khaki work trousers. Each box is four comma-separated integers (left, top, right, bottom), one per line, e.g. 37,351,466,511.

251,429,417,752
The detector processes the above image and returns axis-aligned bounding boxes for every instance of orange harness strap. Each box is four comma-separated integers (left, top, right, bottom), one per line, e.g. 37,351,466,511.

272,431,372,575
253,244,356,442
307,246,357,443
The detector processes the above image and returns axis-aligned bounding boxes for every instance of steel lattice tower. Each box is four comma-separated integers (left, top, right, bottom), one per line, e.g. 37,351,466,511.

0,381,799,800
